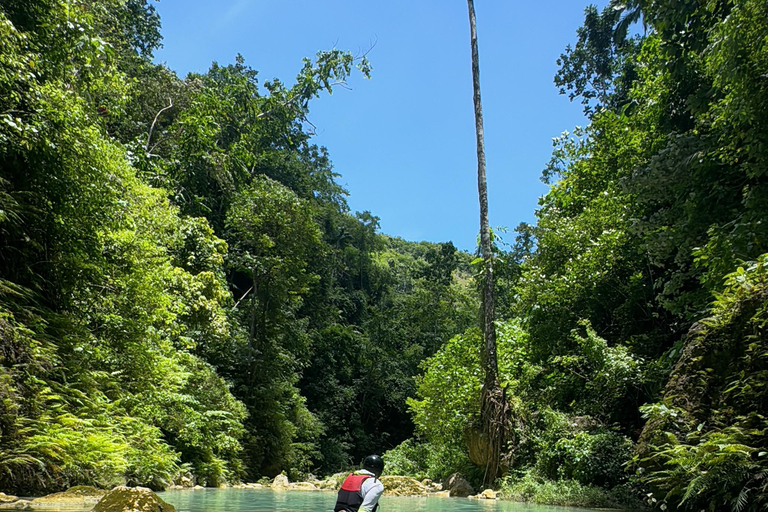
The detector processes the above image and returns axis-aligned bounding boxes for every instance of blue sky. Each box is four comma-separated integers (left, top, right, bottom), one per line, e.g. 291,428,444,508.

152,0,607,252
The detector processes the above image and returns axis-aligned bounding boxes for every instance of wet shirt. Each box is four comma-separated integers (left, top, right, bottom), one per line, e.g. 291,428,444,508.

357,470,384,512
335,470,384,512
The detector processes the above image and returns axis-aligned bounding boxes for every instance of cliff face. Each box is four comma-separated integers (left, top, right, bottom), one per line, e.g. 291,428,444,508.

635,258,768,512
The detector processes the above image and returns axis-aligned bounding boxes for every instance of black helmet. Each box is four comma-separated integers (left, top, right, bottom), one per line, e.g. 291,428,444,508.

363,454,384,475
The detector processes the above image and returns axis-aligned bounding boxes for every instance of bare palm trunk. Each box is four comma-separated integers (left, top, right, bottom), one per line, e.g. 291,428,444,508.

466,0,510,487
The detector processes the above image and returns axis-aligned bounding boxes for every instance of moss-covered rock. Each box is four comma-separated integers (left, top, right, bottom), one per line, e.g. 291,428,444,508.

469,489,497,500
0,493,28,510
635,257,768,511
289,482,318,491
380,476,427,496
91,487,175,512
29,486,106,509
232,483,263,489
316,473,346,490
0,494,19,504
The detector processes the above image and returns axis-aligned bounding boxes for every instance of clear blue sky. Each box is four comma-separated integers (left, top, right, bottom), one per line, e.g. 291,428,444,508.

152,0,607,252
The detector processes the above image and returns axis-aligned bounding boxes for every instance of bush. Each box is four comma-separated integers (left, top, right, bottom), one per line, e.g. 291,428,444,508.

383,439,479,483
383,439,430,479
499,470,640,509
537,429,633,487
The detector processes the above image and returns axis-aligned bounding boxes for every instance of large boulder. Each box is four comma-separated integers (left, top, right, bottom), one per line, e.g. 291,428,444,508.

271,474,290,490
92,487,175,512
30,486,106,509
442,473,474,497
379,476,427,497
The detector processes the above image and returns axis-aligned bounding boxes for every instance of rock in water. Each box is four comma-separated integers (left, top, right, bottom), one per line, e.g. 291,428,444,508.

0,494,19,504
0,493,28,510
469,489,497,500
271,474,290,490
442,473,474,497
379,476,427,496
30,486,106,509
289,482,318,491
92,487,175,512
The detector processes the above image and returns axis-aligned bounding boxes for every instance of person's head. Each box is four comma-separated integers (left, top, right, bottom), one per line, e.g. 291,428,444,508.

362,454,384,478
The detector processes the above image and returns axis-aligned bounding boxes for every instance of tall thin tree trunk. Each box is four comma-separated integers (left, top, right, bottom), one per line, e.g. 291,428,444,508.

466,0,510,487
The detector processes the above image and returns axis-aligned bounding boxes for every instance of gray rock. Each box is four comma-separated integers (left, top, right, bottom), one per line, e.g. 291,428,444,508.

442,473,474,497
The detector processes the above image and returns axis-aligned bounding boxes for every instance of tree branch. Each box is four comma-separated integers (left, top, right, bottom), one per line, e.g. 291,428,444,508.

145,98,174,152
233,286,254,310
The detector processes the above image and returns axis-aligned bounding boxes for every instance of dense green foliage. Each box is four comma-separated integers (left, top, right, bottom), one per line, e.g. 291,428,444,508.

635,256,768,512
0,0,476,494
392,1,768,510
3,1,768,510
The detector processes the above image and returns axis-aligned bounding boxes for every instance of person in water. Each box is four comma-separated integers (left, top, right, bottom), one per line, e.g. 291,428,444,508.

334,454,385,512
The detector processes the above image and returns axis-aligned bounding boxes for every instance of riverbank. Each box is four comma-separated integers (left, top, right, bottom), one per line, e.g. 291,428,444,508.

0,473,500,511
0,473,638,511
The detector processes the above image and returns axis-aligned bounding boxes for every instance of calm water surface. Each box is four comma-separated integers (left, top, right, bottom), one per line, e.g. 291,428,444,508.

159,489,603,512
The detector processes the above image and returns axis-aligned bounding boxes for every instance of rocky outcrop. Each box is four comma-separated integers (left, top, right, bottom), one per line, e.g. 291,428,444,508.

442,473,474,497
288,482,318,491
266,474,318,491
469,489,497,500
319,473,347,490
173,474,195,488
29,486,106,509
379,476,427,497
0,493,28,510
232,483,263,489
271,474,290,490
91,486,175,512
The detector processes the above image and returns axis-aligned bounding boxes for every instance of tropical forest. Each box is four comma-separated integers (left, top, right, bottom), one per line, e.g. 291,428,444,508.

1,1,767,511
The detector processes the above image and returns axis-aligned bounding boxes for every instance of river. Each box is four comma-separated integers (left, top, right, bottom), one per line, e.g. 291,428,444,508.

159,488,606,512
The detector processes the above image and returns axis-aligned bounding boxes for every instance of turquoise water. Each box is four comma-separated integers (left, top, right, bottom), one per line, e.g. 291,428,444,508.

159,489,603,512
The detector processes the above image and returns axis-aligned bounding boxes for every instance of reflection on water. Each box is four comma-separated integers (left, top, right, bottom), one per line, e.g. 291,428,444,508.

159,489,602,512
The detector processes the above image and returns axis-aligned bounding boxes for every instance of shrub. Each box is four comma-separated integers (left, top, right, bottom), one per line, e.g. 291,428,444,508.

499,470,640,509
383,438,479,483
537,429,633,487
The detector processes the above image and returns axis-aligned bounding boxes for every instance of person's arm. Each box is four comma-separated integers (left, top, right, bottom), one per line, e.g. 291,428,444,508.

359,479,384,512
